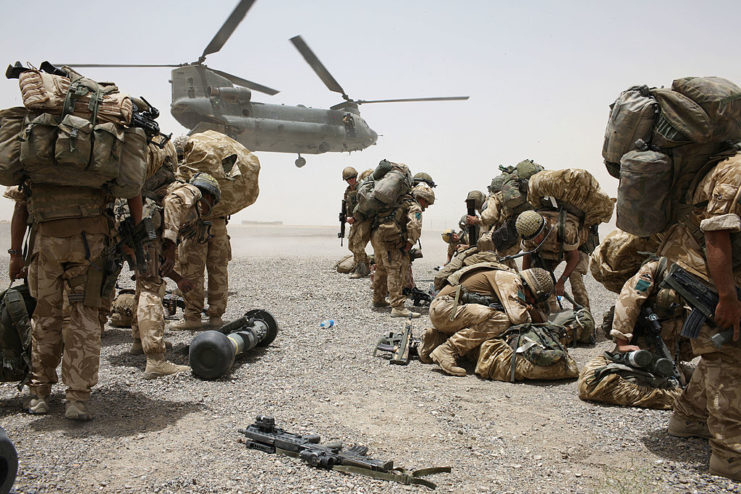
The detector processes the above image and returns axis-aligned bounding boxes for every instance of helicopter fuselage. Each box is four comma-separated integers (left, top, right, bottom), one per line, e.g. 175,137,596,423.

170,65,377,154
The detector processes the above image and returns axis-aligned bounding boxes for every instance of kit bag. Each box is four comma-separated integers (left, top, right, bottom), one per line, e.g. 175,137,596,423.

617,149,673,236
353,160,412,221
0,107,27,186
528,168,615,226
177,130,260,218
0,284,35,385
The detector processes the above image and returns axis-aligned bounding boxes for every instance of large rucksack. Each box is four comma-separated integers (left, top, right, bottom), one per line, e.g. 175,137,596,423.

602,77,741,236
0,284,35,386
0,67,148,198
353,160,413,221
176,130,261,218
589,228,662,293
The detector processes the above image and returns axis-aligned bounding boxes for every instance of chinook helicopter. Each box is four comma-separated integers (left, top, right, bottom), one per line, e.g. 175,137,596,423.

63,0,468,167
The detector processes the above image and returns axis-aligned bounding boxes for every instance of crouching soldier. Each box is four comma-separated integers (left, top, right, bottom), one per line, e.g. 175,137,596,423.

419,264,554,376
578,257,693,409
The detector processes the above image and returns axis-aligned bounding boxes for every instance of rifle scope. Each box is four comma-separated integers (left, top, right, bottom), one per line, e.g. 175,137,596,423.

189,309,279,379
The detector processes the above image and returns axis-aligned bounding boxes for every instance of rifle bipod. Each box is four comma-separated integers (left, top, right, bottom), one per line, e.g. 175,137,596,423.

189,309,279,379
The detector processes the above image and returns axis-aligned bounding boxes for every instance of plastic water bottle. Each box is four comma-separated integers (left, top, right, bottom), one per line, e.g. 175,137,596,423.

320,319,335,328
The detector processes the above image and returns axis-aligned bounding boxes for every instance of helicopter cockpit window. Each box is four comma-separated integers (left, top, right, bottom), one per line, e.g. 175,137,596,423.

343,113,356,137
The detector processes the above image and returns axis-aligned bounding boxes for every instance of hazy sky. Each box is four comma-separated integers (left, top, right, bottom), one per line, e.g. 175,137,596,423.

1,0,740,230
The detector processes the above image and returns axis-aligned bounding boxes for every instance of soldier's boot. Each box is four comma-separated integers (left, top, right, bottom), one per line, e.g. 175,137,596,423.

418,328,446,364
25,394,49,415
667,412,711,439
430,342,466,377
373,299,390,308
391,307,420,319
129,339,144,355
349,262,370,279
168,318,202,331
65,400,92,421
207,317,224,329
710,454,741,481
143,354,190,380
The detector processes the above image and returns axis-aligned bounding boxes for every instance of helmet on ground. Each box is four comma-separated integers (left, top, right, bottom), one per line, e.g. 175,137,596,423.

466,190,485,210
516,210,546,240
190,172,221,204
515,159,544,180
413,172,436,188
520,268,555,303
412,184,435,205
342,166,358,180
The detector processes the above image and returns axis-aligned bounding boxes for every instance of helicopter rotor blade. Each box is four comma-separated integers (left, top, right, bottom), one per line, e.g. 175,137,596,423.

210,68,279,95
201,0,257,61
356,96,470,104
290,35,347,98
55,63,181,68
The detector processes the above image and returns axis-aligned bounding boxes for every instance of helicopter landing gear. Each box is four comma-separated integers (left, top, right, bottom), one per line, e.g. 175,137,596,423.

295,154,306,168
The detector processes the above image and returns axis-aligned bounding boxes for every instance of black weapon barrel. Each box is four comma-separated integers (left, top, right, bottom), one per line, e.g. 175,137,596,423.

189,309,279,379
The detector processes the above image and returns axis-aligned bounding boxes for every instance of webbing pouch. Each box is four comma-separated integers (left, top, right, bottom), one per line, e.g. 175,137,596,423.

19,112,58,169
55,114,92,169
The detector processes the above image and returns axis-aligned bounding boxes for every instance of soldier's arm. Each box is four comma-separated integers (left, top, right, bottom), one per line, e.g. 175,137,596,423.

404,202,423,249
126,195,143,225
9,201,28,280
705,230,741,340
162,186,200,244
555,250,580,296
611,261,659,351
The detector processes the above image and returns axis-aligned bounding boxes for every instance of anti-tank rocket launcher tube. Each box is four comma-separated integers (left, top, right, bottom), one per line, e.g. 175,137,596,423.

189,309,279,379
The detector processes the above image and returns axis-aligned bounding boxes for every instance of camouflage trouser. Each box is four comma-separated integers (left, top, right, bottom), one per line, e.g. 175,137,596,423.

674,346,741,462
131,276,167,357
177,217,231,320
348,219,370,267
27,231,107,402
429,294,511,356
370,232,410,309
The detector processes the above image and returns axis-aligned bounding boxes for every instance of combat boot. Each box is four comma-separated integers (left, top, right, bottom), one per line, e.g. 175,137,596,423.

144,354,190,380
373,299,390,308
25,394,49,415
207,317,224,329
168,318,202,331
710,454,741,481
390,307,420,318
418,328,446,364
65,400,92,421
349,262,370,279
667,412,711,439
430,341,466,377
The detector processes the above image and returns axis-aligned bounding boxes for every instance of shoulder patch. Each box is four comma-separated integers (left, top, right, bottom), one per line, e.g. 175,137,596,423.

634,279,651,293
416,212,422,220
517,289,526,302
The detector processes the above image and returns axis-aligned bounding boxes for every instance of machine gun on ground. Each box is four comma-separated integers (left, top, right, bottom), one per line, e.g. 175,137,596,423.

239,416,450,489
374,316,418,365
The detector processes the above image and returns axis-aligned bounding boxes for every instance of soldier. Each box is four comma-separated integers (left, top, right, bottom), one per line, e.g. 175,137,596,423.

515,209,590,311
578,258,693,409
14,182,142,420
370,184,434,318
341,166,371,279
412,172,436,189
441,229,467,264
460,190,486,245
420,266,553,376
656,152,741,481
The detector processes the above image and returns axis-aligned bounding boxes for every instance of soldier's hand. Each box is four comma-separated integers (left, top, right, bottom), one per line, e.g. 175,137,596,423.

177,278,194,294
9,255,24,281
555,279,566,297
346,217,355,225
465,215,481,225
715,294,741,341
615,340,641,353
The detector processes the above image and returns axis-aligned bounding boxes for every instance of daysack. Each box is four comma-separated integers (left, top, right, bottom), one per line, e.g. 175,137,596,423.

528,169,614,227
498,159,544,210
589,228,662,293
433,248,502,290
353,160,412,221
176,130,260,218
0,284,35,386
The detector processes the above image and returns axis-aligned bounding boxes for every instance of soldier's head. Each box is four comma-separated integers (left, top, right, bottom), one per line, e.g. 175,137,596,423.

516,210,547,242
190,172,221,214
413,172,436,188
519,268,555,304
441,229,460,244
412,184,435,210
466,190,485,212
342,166,358,185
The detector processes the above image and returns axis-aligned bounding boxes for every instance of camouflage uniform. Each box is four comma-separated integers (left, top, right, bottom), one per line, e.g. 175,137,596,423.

24,184,111,403
578,260,693,409
521,210,589,310
344,182,370,269
370,194,422,309
478,192,519,270
176,216,231,322
658,154,741,474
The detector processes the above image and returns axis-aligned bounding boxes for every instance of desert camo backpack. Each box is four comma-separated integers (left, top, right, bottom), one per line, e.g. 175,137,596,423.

0,284,35,385
353,160,413,221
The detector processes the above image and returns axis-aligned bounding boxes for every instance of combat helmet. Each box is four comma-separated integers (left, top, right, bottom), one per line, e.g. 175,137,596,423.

413,172,436,188
515,210,546,240
515,159,544,180
488,174,508,193
466,190,486,211
190,172,221,204
441,229,455,244
520,268,555,303
412,184,435,205
342,166,358,180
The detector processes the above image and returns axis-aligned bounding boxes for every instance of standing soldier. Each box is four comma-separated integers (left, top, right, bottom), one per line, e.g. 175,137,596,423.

371,184,434,318
341,166,370,278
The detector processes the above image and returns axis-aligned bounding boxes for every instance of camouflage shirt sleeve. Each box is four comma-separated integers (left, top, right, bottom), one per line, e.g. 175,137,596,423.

610,260,659,342
405,199,423,245
162,184,202,244
490,270,531,325
480,193,502,229
698,157,741,233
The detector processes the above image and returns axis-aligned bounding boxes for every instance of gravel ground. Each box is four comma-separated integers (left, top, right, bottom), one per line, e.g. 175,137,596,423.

1,243,740,493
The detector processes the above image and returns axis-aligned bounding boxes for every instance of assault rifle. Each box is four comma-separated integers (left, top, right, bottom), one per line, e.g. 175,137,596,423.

403,286,433,306
239,416,449,489
131,97,171,149
338,199,347,246
465,198,478,247
162,292,185,318
374,316,417,364
118,216,157,273
661,263,741,340
637,306,685,386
